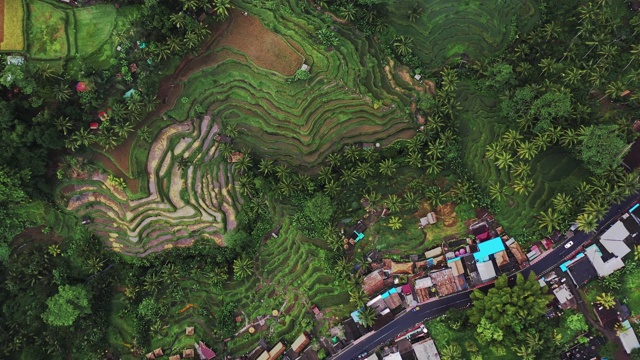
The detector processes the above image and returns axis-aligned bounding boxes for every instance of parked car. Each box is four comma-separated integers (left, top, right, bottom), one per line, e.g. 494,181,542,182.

564,241,574,249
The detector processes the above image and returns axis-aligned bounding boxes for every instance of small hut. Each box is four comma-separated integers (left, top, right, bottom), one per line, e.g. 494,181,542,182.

183,349,195,358
186,326,195,336
153,348,164,357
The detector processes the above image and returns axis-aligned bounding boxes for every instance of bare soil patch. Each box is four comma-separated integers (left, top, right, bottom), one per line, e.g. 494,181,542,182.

217,9,304,76
397,65,436,95
437,202,458,227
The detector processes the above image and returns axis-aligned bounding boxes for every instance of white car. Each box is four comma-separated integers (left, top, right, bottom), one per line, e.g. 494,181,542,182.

564,241,574,249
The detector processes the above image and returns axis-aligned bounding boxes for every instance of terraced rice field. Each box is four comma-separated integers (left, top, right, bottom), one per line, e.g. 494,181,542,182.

61,115,242,256
167,2,417,167
457,83,589,235
388,0,539,66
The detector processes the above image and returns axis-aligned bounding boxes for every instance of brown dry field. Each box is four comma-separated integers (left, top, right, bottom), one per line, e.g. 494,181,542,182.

0,0,5,44
217,9,303,76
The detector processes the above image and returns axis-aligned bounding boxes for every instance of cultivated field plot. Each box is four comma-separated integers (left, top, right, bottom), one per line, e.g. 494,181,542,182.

166,3,418,167
62,116,243,256
0,0,25,51
25,0,115,60
26,0,69,59
73,5,116,56
388,0,538,66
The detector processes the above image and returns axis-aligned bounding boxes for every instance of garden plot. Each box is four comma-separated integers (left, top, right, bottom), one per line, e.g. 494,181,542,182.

63,116,240,255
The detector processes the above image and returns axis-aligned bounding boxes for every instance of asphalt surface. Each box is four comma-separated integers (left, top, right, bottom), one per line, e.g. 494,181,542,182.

333,194,640,360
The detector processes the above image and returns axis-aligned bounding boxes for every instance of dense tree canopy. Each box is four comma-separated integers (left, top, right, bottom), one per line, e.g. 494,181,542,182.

469,272,553,350
42,285,91,327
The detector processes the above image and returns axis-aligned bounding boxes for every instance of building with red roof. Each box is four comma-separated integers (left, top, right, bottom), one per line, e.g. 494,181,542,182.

76,82,88,92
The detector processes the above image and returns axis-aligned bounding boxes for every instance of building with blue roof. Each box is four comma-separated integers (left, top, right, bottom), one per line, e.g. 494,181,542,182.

473,237,505,262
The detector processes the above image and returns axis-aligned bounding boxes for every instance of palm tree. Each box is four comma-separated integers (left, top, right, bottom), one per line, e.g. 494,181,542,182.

406,151,422,168
364,191,382,209
440,344,462,360
340,171,357,186
562,67,586,86
576,212,598,233
403,192,421,211
113,121,134,138
511,345,535,360
170,12,188,28
511,162,531,178
213,0,232,19
143,272,162,295
575,181,594,205
358,307,378,328
541,21,560,39
235,153,252,174
489,182,508,202
407,2,423,22
517,140,538,160
53,83,72,101
484,142,504,160
384,195,402,212
237,175,255,196
617,171,640,196
538,57,557,75
180,0,199,11
327,233,345,252
349,287,369,308
538,208,562,233
355,162,374,179
512,178,534,195
166,36,183,52
55,116,73,136
423,156,443,176
596,292,616,309
427,138,446,159
184,31,200,50
388,216,403,230
258,158,274,176
233,257,253,280
326,152,342,169
339,3,356,21
495,151,514,169
379,158,397,177
71,128,95,148
603,80,626,101
176,157,191,170
393,36,413,57
502,129,523,149
344,145,360,163
324,179,341,197
552,193,573,214
622,44,640,72
583,199,607,220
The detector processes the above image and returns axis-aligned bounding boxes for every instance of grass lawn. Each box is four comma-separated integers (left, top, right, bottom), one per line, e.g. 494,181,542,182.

74,4,116,56
1,0,26,50
387,0,539,67
26,0,69,59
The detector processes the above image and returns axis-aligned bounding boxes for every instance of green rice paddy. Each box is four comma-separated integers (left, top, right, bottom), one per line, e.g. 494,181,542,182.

388,0,539,66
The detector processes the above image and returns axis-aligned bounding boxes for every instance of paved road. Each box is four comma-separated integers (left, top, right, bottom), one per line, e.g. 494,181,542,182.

333,195,640,360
